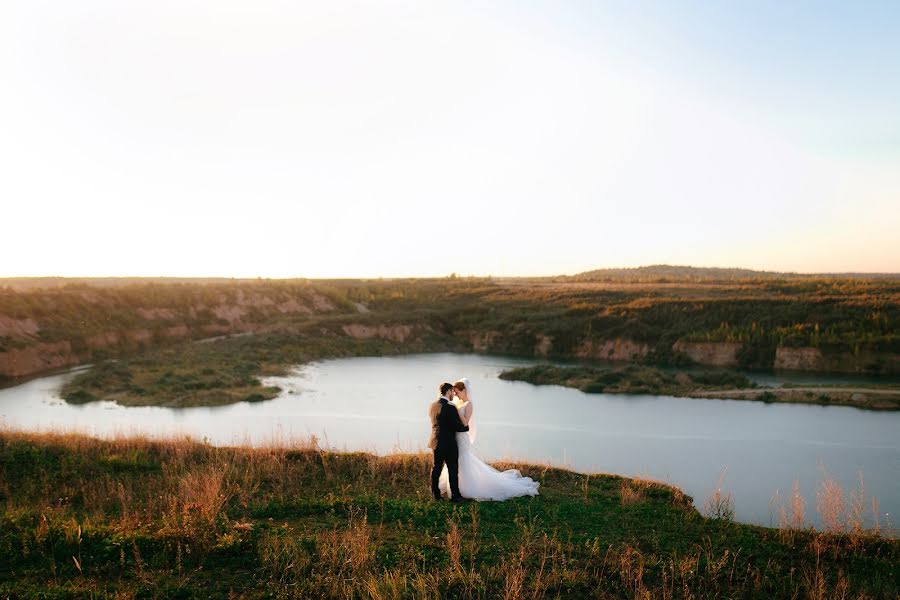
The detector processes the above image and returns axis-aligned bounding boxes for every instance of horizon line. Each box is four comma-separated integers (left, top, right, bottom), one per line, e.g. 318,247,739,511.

2,264,899,281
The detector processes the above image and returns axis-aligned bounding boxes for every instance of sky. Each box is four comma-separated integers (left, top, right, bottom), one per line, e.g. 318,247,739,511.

1,0,898,278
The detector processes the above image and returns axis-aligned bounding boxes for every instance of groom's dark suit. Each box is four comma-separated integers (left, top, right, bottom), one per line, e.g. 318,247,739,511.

428,396,469,500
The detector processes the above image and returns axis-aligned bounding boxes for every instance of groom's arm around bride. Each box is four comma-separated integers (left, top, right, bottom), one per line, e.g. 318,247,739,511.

428,382,469,501
427,392,468,450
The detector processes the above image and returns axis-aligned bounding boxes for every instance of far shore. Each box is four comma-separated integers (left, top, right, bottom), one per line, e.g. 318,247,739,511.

500,365,900,411
4,343,894,411
690,385,900,410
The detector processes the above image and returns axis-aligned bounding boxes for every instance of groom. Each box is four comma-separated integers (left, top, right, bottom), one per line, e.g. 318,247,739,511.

428,382,469,502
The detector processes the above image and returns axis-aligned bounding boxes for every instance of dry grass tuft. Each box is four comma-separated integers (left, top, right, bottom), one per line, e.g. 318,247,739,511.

817,473,846,533
774,479,808,544
702,469,734,521
447,517,462,575
620,481,644,505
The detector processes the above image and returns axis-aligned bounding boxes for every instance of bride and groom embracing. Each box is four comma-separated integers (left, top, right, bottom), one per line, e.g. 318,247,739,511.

428,378,539,502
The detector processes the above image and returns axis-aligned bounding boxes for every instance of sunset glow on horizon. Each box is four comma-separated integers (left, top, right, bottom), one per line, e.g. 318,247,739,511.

2,1,898,279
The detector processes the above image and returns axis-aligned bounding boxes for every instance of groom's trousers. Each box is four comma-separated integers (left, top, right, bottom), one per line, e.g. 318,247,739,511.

431,446,461,499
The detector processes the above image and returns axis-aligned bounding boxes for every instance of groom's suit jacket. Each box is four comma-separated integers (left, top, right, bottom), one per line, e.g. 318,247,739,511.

428,397,469,451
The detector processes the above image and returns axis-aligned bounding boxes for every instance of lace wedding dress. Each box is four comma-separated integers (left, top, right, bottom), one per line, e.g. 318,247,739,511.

438,378,540,501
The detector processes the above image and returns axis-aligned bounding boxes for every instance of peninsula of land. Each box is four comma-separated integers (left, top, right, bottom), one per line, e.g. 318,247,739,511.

499,364,900,411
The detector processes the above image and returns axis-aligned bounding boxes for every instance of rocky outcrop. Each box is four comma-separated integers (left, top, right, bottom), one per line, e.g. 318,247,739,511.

774,346,900,374
212,305,248,324
774,347,825,371
0,315,40,339
0,341,80,377
471,331,501,353
276,299,312,314
86,332,121,349
342,324,415,343
235,290,275,307
310,293,336,312
576,338,651,361
672,341,741,367
0,285,353,381
534,335,553,357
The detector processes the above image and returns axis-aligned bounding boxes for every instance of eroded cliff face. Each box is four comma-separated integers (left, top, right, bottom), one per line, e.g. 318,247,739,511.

774,347,825,371
0,316,40,339
341,324,417,343
460,329,899,374
0,288,342,379
775,346,900,374
576,338,651,361
672,341,742,367
470,331,502,353
534,335,553,357
86,332,120,349
0,341,80,378
3,280,898,379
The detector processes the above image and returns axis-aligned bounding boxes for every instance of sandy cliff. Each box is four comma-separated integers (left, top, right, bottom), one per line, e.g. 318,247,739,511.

0,341,80,378
0,288,342,379
341,324,417,343
576,338,651,361
672,341,742,367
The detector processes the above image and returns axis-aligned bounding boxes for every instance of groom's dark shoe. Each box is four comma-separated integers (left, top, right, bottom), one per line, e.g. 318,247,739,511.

449,496,465,503
431,495,443,502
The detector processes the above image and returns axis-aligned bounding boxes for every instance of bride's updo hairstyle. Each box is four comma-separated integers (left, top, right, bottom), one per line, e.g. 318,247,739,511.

453,380,466,392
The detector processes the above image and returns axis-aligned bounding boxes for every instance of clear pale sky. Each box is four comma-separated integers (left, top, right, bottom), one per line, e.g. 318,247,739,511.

2,1,898,278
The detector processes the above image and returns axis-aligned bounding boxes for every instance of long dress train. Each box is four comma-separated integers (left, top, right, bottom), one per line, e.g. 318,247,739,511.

438,431,540,501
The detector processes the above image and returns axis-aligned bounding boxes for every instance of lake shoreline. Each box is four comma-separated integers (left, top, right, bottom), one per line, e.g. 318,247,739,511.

500,364,900,411
55,339,900,410
691,386,900,410
58,329,423,408
44,321,900,410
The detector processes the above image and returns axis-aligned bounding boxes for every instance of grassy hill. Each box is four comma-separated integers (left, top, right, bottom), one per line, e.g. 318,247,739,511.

1,431,897,599
566,265,900,283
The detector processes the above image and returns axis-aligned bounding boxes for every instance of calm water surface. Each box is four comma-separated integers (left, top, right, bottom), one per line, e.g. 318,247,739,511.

1,353,897,531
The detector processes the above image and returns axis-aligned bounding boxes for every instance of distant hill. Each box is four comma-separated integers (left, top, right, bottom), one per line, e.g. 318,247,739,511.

568,265,900,283
1,267,898,291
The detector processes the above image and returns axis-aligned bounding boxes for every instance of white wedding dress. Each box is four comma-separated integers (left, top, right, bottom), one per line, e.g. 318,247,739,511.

438,378,540,501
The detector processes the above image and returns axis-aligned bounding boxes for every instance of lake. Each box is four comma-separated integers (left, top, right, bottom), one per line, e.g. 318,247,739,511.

1,352,897,532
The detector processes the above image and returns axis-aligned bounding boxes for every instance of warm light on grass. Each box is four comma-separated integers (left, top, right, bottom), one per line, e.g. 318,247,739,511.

0,428,896,598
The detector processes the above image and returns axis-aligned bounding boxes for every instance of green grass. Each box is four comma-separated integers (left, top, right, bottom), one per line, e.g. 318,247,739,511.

0,431,896,599
60,324,447,407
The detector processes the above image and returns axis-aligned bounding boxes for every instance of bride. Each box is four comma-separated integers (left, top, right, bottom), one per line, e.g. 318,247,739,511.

438,378,540,501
